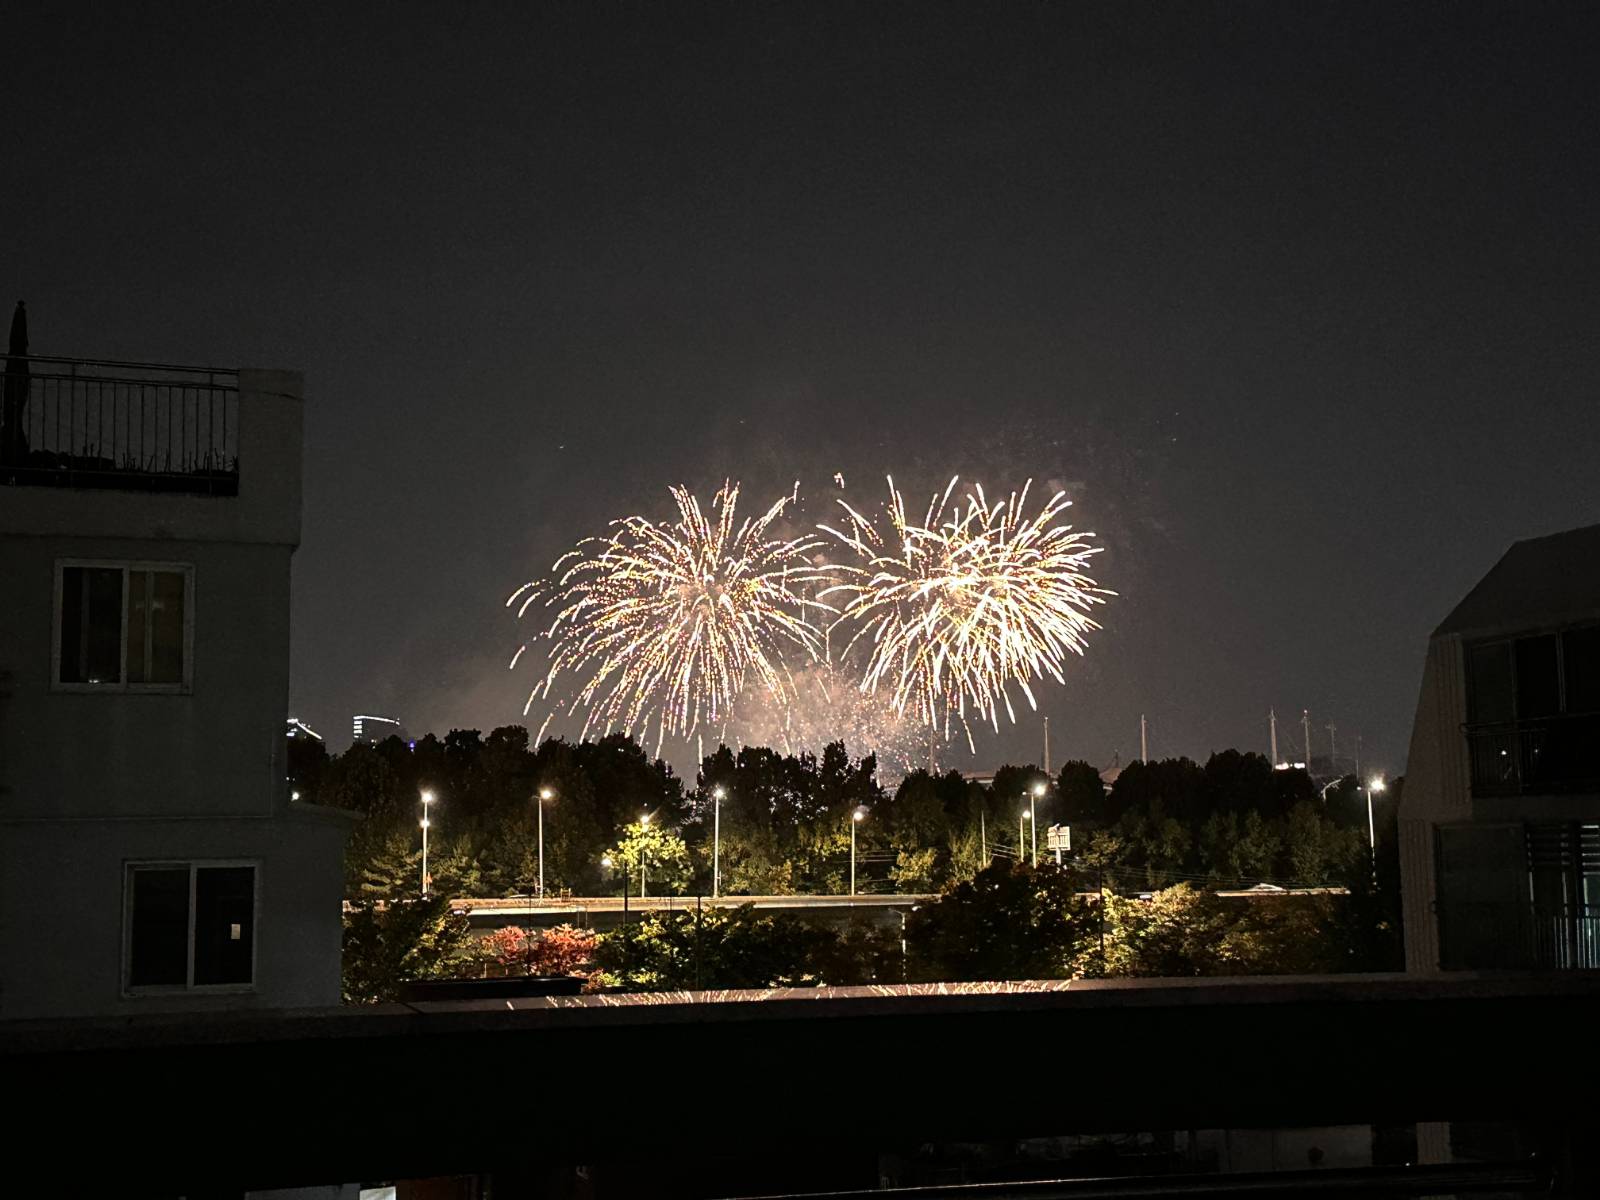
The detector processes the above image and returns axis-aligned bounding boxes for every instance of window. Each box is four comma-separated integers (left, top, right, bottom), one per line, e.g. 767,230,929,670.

1513,634,1561,719
1467,626,1600,722
1467,641,1514,723
1564,627,1600,715
126,862,256,991
54,561,192,690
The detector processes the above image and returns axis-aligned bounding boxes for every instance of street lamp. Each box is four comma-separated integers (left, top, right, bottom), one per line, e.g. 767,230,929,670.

1366,776,1386,856
419,789,436,897
603,853,628,924
1030,781,1045,867
638,812,651,899
712,785,726,899
850,806,867,897
536,787,554,899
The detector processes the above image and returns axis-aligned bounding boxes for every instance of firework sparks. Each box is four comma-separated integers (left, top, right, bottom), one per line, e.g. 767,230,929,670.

510,483,833,754
820,476,1110,744
726,659,924,778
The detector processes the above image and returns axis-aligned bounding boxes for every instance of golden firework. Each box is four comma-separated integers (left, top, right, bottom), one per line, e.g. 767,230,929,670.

820,476,1110,744
510,483,832,754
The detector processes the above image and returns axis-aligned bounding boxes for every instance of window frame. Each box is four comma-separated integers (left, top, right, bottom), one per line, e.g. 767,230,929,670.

1465,621,1600,723
51,559,195,694
122,859,259,996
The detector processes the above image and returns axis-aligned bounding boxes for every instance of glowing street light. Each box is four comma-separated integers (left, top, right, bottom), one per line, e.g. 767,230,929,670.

1366,776,1386,856
712,785,727,899
1030,781,1046,867
850,805,867,897
536,787,554,899
419,789,436,896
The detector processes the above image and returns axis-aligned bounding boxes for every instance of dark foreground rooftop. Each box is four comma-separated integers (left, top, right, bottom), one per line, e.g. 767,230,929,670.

6,973,1599,1194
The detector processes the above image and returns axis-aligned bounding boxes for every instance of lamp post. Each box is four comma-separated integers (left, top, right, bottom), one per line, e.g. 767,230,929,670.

419,789,436,897
639,812,651,900
850,806,867,896
537,787,553,899
1366,776,1386,860
712,785,726,899
603,853,627,924
1030,781,1045,867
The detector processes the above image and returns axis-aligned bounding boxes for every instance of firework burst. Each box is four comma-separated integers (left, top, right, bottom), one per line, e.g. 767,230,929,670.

510,483,833,754
820,476,1110,744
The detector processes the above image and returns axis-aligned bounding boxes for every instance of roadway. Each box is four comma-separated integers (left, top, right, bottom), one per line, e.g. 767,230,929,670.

453,891,934,930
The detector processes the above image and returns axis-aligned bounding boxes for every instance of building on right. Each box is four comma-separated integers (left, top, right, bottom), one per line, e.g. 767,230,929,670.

1399,521,1600,973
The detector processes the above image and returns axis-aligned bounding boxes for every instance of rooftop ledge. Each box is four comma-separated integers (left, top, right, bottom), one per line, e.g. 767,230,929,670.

1,356,241,496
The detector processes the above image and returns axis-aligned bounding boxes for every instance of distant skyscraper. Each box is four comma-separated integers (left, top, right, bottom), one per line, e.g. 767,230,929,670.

286,717,323,742
352,714,405,745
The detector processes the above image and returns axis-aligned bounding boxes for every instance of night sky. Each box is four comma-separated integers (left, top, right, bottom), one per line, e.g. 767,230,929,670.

8,3,1597,779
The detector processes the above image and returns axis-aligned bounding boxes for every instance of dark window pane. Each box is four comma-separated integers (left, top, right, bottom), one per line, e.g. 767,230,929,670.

126,570,148,683
129,868,189,987
148,571,186,684
194,866,254,986
1515,635,1561,719
1467,641,1513,723
1436,825,1526,970
1564,627,1600,714
59,567,123,685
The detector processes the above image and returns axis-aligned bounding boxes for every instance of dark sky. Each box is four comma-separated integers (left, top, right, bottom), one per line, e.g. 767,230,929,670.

8,3,1597,779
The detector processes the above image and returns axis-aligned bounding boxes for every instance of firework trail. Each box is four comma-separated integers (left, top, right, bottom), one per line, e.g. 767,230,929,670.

509,483,833,755
820,476,1110,746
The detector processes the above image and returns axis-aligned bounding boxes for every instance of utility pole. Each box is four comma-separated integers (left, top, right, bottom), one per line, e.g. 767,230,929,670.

1269,709,1279,765
1327,723,1338,776
1140,714,1148,764
1302,710,1313,771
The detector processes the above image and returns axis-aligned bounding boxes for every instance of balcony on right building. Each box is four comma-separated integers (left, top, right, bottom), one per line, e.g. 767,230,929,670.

1400,522,1600,975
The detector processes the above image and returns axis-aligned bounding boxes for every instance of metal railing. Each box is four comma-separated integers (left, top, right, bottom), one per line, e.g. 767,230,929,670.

0,356,239,495
1439,900,1600,970
1466,714,1600,796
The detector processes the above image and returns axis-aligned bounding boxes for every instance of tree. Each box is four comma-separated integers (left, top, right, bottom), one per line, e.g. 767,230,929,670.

480,924,597,978
1077,884,1375,979
1054,760,1107,832
604,820,693,895
593,905,832,991
287,732,330,803
905,862,1096,983
350,826,421,900
341,895,475,1003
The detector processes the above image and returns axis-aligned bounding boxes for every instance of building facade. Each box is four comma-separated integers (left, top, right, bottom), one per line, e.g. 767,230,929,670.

0,359,351,1018
1399,523,1600,973
352,713,404,745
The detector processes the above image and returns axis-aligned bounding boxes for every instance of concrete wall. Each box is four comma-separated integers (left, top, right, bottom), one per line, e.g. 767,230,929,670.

0,537,293,819
0,809,347,1018
1397,636,1471,973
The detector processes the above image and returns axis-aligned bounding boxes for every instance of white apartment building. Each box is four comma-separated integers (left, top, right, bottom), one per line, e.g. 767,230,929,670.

0,356,352,1018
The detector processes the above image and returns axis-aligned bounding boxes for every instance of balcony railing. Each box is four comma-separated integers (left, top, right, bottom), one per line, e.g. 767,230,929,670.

1439,900,1600,970
0,356,239,495
1466,714,1600,797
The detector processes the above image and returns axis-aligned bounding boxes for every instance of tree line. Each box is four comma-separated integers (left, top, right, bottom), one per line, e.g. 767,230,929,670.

291,727,1396,903
342,860,1402,1004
